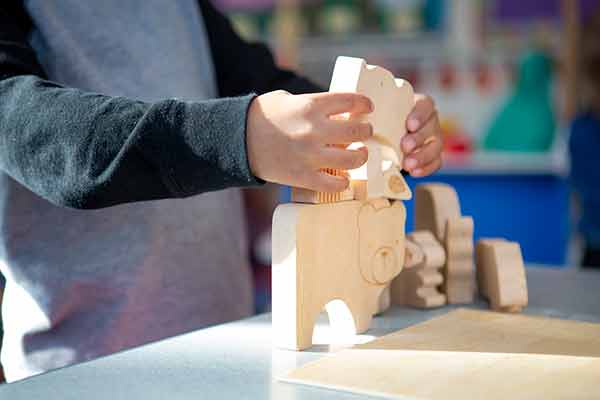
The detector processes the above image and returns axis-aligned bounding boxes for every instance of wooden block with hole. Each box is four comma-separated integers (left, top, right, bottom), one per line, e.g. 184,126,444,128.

390,230,447,309
476,239,528,313
272,198,406,350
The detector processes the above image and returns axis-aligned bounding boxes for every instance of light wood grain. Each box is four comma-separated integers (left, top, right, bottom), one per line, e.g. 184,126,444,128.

272,199,406,350
283,309,600,399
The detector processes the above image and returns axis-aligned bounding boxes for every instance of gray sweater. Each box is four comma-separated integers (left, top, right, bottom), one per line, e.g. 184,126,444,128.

0,0,320,382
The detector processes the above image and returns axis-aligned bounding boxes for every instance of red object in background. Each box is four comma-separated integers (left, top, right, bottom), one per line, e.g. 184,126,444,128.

440,117,472,154
475,63,494,93
439,63,457,91
444,133,473,154
404,68,420,90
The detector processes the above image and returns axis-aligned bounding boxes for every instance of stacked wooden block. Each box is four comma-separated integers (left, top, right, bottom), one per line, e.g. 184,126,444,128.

272,56,415,350
272,56,529,353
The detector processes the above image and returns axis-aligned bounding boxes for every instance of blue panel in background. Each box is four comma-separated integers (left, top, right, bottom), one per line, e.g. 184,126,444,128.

280,173,570,266
404,174,570,266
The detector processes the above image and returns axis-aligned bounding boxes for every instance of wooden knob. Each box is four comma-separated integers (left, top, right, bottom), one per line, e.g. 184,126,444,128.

388,175,405,193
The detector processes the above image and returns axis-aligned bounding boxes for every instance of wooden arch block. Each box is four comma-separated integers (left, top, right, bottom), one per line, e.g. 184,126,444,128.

272,199,406,350
414,183,461,240
476,239,528,313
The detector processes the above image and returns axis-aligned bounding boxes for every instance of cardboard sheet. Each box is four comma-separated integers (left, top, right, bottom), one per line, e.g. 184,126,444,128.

282,309,600,399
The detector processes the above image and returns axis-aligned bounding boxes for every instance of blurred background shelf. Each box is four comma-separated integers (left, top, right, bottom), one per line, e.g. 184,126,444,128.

440,149,568,176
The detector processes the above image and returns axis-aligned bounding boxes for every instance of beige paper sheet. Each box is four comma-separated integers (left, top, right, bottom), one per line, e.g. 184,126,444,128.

282,309,600,399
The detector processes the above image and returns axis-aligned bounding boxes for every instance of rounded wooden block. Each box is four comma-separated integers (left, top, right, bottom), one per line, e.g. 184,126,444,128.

414,183,461,241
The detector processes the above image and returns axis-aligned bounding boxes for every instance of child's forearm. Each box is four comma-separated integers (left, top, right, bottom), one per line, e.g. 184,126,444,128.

0,3,269,210
0,75,264,209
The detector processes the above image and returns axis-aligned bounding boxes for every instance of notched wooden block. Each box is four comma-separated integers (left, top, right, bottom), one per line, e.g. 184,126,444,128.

444,216,475,304
390,230,447,309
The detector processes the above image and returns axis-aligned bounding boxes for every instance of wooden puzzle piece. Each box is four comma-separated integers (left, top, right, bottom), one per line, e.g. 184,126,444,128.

330,56,414,201
390,230,447,309
476,239,528,313
444,216,475,304
414,183,475,304
375,237,425,315
272,199,406,350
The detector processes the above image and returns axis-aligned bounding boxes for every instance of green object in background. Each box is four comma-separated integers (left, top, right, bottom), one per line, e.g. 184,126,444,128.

318,0,362,35
483,50,556,152
423,0,444,31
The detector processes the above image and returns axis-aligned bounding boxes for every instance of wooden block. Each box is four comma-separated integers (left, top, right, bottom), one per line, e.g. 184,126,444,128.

444,216,475,304
272,199,406,350
476,239,528,313
329,56,413,201
474,237,507,296
403,236,425,269
375,286,391,315
390,230,447,309
414,183,461,241
282,309,600,400
414,183,474,304
375,237,427,314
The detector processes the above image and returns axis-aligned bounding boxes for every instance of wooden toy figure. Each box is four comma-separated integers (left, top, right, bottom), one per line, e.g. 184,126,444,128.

272,57,415,350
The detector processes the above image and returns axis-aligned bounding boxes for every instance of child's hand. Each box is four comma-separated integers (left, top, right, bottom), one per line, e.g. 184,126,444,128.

401,94,443,177
246,90,373,192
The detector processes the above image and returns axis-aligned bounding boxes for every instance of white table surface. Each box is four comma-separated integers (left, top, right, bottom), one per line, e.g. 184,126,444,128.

2,266,599,400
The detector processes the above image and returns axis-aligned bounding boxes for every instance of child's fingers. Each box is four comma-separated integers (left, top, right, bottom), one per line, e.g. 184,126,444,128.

401,112,438,153
306,92,373,117
403,138,442,171
406,94,436,132
319,120,373,144
408,157,442,177
318,146,368,170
